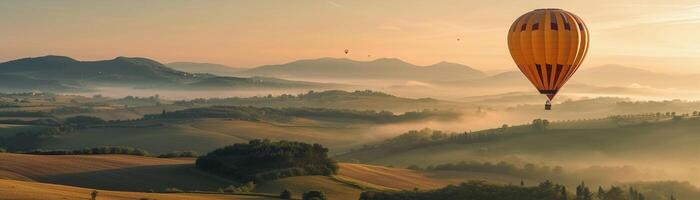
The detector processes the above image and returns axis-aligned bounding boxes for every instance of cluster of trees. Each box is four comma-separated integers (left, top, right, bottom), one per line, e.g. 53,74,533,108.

173,90,394,106
63,116,106,128
0,116,109,151
353,126,523,153
360,180,569,200
223,182,256,193
147,106,458,124
532,119,550,130
359,181,646,200
413,161,564,179
0,111,50,117
196,139,338,183
0,125,76,151
22,146,149,156
157,151,198,158
48,106,94,115
594,185,646,200
278,189,327,200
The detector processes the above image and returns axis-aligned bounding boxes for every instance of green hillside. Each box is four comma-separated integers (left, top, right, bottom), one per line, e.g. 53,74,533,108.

338,114,700,168
174,90,469,112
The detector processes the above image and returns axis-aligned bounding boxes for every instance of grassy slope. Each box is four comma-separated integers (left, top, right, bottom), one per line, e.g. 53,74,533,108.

56,104,188,121
0,179,275,200
337,163,447,190
41,119,375,154
255,176,362,200
0,124,42,138
0,153,237,192
337,117,700,166
0,153,459,200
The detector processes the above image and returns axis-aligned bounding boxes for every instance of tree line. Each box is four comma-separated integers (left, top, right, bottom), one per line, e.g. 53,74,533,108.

146,106,459,124
196,139,339,183
359,181,646,200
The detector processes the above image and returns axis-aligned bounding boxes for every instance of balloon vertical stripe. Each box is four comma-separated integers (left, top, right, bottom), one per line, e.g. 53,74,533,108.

507,8,589,100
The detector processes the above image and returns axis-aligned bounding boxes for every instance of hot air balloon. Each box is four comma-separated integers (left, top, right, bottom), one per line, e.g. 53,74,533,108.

507,8,589,110
345,49,349,54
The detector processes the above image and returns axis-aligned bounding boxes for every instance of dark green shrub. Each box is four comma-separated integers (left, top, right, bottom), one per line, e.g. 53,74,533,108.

64,115,106,127
224,182,255,193
24,146,149,156
280,189,293,199
302,190,326,200
157,151,198,158
164,188,183,193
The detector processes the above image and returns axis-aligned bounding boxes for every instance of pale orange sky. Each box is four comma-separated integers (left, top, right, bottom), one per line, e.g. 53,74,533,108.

2,0,700,73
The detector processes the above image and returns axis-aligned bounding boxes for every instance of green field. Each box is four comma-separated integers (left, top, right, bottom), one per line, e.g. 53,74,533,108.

0,124,43,138
38,119,378,154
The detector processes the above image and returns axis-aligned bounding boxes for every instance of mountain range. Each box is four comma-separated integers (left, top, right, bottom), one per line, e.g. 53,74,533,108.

235,57,487,81
177,57,698,90
0,56,329,92
166,62,246,76
2,55,696,95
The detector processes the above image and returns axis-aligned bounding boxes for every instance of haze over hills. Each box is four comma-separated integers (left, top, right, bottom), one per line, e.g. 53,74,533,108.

574,64,700,89
163,57,700,101
166,62,247,76
0,56,331,92
473,65,700,90
236,57,487,81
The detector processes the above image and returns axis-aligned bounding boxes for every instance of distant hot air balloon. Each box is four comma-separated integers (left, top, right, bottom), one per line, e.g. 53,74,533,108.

345,49,349,54
507,8,589,110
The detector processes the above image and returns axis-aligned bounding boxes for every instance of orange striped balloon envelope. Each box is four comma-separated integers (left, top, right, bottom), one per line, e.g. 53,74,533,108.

507,8,589,109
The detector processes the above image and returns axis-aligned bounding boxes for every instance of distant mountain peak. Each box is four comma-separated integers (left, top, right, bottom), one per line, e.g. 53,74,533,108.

239,57,486,81
7,55,78,64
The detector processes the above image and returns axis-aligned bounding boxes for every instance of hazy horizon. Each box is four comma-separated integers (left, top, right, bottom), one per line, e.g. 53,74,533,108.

4,0,700,73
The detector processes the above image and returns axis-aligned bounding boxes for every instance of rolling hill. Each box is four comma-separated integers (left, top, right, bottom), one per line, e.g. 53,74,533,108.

460,65,700,92
574,65,700,89
237,57,486,81
0,153,455,200
0,179,276,200
0,56,331,92
337,115,700,167
167,62,247,76
0,153,236,191
12,118,384,154
174,90,471,113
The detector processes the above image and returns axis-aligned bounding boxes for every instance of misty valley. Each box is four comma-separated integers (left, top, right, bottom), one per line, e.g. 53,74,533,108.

4,2,700,199
1,55,700,199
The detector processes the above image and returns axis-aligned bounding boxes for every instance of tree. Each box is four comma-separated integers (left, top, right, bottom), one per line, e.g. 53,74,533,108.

598,186,606,200
629,187,638,200
603,186,625,200
532,119,550,131
576,182,592,200
280,189,292,199
302,190,326,200
196,140,339,182
560,186,568,200
90,190,98,200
